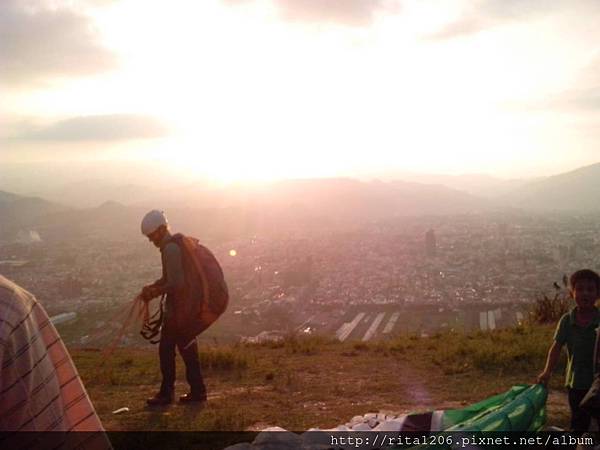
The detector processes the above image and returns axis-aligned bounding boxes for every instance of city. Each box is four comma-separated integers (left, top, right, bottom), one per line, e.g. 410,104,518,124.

1,211,597,346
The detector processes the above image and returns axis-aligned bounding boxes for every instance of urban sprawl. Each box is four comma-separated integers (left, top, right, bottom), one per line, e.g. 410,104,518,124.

1,213,597,346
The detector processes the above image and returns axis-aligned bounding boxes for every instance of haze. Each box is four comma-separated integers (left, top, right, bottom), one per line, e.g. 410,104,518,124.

2,0,600,187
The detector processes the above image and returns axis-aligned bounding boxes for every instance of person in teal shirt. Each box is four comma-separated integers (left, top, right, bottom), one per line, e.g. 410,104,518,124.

538,269,600,435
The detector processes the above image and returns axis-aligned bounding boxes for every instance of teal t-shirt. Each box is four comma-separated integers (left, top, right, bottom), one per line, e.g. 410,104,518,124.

554,307,600,389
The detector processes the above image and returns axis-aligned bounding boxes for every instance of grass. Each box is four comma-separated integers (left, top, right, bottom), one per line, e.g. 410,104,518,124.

420,325,557,375
71,324,571,432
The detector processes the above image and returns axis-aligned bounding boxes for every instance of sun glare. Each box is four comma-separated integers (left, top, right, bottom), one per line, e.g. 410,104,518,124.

94,1,567,181
6,0,593,181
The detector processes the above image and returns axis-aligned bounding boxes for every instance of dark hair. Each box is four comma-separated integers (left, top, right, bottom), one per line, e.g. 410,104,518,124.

570,269,600,291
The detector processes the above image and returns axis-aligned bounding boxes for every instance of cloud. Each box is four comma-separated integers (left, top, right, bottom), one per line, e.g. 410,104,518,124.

512,56,600,113
225,0,400,27
10,115,169,142
548,81,600,113
559,55,600,112
424,0,568,41
278,0,394,26
557,89,600,111
425,17,490,41
480,0,547,20
0,0,117,84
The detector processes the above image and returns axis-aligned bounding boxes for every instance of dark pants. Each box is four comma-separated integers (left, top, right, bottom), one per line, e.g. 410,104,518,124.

158,330,206,397
569,388,600,435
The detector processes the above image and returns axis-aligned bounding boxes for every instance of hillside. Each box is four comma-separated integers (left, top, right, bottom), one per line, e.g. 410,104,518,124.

505,162,600,211
70,325,570,436
391,173,531,198
11,159,600,242
0,179,498,243
0,190,69,236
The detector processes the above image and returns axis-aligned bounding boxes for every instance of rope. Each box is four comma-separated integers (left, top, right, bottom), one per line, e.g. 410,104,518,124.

100,294,146,361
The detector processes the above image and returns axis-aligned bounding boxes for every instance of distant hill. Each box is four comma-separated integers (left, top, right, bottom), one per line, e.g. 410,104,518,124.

257,177,496,217
504,162,600,211
0,190,70,238
36,180,160,208
30,200,145,241
148,178,501,236
14,161,600,243
9,158,600,245
0,179,500,243
391,173,533,198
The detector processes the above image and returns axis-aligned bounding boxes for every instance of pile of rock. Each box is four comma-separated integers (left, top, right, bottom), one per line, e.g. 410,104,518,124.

342,412,405,431
224,411,407,450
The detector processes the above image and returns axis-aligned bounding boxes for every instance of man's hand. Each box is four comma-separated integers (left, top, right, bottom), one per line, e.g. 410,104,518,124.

141,284,162,302
536,370,551,386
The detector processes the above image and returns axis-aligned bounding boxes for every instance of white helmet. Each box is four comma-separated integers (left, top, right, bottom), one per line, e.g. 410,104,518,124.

141,210,168,236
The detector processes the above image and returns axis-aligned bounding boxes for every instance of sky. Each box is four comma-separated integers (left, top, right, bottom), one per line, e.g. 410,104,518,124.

2,0,600,184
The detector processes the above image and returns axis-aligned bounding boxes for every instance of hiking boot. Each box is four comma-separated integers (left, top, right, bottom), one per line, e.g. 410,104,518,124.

146,392,174,406
179,392,207,404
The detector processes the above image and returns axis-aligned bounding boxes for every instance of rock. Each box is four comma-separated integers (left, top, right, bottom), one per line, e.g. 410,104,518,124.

373,419,405,432
260,427,289,432
367,418,377,428
301,430,332,449
351,422,372,431
223,444,253,450
254,427,302,448
349,415,364,425
363,413,377,420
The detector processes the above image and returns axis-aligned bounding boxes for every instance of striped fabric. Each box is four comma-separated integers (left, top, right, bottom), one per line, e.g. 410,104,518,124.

0,275,110,449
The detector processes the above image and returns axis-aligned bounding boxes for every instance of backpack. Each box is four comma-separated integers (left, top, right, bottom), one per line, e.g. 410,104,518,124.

141,234,229,343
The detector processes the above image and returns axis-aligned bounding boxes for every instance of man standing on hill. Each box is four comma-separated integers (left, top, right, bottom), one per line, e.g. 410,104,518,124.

140,210,207,406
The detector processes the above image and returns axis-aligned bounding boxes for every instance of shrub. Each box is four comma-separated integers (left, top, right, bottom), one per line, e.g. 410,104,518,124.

530,278,571,324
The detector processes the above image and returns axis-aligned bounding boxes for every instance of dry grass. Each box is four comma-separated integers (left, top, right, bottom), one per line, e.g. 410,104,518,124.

71,325,570,432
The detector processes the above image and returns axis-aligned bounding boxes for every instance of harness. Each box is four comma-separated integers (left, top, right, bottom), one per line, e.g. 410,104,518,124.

140,294,165,344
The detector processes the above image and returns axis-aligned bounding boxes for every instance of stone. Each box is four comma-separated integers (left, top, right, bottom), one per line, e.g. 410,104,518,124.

373,419,405,432
351,422,372,431
301,430,333,449
223,444,253,450
254,427,302,448
349,415,364,425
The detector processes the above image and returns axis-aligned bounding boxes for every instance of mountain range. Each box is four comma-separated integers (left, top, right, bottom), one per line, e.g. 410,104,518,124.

3,162,600,243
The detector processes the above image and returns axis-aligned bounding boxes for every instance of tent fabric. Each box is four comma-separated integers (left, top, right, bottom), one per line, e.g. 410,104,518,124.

379,384,546,433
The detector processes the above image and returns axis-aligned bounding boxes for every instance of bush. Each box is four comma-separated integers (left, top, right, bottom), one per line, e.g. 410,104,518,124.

530,278,571,324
